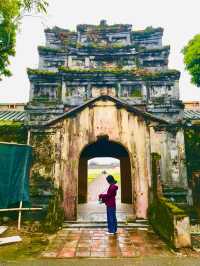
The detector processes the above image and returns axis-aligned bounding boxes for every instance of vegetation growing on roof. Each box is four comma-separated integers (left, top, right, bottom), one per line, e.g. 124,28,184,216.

27,66,180,82
77,23,131,33
27,68,57,76
38,46,63,53
143,69,180,80
59,66,180,80
139,45,170,53
44,26,75,34
74,42,137,51
132,26,163,38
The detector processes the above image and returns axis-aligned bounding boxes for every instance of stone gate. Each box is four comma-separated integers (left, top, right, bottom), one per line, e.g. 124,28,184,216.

27,20,188,221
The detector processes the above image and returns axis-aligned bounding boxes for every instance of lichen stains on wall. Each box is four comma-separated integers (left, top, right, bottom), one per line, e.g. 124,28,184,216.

150,127,188,188
52,99,152,220
29,98,188,221
31,133,55,180
29,132,56,216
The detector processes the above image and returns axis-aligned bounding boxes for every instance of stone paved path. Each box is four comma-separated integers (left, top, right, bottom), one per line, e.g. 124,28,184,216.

78,202,133,222
78,174,133,222
41,174,200,260
87,174,121,202
42,228,173,258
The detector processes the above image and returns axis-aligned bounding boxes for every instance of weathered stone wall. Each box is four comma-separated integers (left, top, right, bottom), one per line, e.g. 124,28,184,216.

150,127,188,188
28,131,56,220
29,99,188,221
46,99,152,220
149,196,191,248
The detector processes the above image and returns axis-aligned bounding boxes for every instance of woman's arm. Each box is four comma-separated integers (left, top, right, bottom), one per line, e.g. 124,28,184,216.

99,186,117,201
99,193,108,202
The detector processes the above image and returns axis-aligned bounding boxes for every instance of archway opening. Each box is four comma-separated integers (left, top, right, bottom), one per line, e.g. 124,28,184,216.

87,157,120,202
78,137,133,221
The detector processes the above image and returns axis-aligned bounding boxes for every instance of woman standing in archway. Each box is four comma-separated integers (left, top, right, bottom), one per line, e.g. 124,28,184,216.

99,175,118,235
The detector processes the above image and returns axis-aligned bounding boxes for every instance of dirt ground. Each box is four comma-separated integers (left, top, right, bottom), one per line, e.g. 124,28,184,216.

0,225,48,261
1,257,200,266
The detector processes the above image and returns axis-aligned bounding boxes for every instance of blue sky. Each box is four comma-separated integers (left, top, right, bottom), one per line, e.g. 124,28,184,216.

0,0,200,103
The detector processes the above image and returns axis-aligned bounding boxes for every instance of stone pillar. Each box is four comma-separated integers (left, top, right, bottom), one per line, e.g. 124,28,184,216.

117,83,121,97
176,129,188,188
87,84,92,99
68,56,73,68
172,80,179,99
85,57,90,68
142,84,147,100
127,34,131,45
151,153,162,200
61,80,66,102
167,130,188,188
63,156,78,221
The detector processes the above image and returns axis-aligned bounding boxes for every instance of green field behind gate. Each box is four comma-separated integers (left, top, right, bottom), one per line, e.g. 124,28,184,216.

88,167,120,184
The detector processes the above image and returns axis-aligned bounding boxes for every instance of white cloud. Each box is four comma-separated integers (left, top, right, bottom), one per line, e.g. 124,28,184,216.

0,0,200,102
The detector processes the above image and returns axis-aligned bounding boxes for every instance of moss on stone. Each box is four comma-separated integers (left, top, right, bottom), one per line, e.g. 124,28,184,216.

159,197,186,215
148,196,187,248
151,152,161,160
75,43,137,51
0,227,48,260
132,27,163,39
41,187,64,233
0,121,27,144
59,66,180,80
38,46,63,53
30,132,55,207
139,45,170,53
130,89,142,97
31,133,54,175
27,68,57,76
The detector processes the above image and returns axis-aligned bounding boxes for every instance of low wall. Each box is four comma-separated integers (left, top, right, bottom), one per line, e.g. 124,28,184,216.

149,197,191,248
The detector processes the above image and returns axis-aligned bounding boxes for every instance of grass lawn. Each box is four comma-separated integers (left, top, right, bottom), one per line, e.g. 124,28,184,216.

88,167,120,184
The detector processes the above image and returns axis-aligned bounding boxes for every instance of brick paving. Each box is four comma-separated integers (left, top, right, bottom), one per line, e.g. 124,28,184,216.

41,175,200,259
42,228,173,258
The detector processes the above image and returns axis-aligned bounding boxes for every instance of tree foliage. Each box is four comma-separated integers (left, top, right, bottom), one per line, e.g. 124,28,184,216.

0,0,48,79
182,34,200,87
185,128,200,176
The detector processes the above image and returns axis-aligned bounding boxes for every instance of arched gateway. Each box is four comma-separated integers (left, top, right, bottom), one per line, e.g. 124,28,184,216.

32,95,171,221
78,138,132,205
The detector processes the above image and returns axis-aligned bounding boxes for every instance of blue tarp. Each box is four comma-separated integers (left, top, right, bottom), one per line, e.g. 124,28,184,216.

0,142,32,208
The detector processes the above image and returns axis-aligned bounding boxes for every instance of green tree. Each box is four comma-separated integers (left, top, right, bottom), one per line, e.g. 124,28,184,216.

182,34,200,87
0,0,48,79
